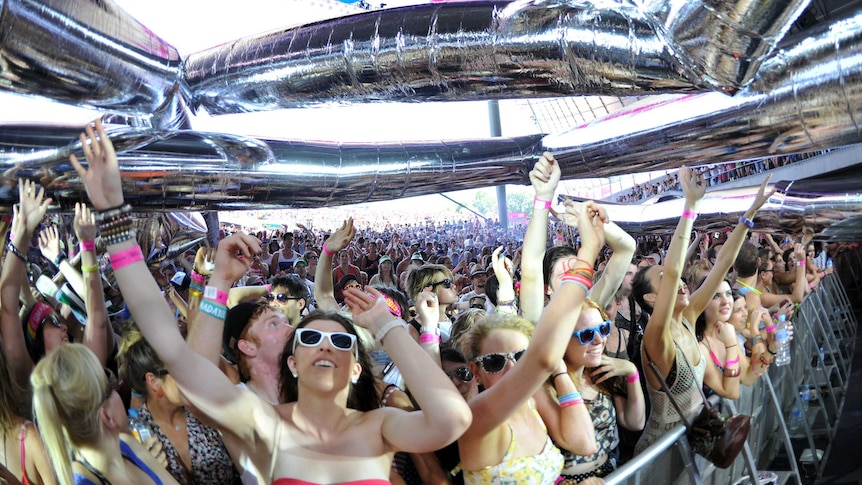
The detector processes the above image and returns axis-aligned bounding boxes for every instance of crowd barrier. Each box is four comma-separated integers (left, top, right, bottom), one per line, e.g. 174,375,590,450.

603,257,860,485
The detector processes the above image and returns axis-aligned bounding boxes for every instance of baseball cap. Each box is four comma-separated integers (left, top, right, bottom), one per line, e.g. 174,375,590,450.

470,267,487,278
411,252,424,261
294,258,308,267
379,255,393,265
222,301,268,365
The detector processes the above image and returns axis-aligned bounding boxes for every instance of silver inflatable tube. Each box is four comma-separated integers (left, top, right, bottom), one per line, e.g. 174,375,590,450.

183,0,694,114
0,0,184,128
544,13,862,179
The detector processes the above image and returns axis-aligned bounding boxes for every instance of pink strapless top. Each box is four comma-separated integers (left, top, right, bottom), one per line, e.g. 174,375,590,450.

272,480,390,485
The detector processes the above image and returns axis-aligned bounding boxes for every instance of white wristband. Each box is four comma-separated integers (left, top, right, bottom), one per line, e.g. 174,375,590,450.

375,319,407,346
420,326,440,335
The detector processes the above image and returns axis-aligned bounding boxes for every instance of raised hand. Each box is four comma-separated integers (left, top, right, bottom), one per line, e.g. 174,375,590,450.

343,286,397,334
38,225,62,263
576,200,606,256
490,246,514,287
679,166,706,205
17,179,51,234
749,175,776,213
194,246,217,276
212,233,261,284
68,119,123,211
413,291,439,327
323,218,356,255
73,202,97,243
529,152,562,200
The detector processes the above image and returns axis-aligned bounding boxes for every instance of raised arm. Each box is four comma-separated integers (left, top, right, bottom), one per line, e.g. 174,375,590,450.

345,287,472,453
68,120,263,439
73,203,112,366
687,176,774,319
314,219,355,312
464,203,605,439
588,219,636,308
1,181,48,388
520,152,561,323
38,226,86,299
642,167,705,371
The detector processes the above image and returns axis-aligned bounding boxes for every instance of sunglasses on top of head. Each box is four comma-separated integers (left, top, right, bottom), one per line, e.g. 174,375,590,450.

445,366,474,382
292,328,358,359
572,320,613,345
265,293,302,303
474,349,525,374
428,278,453,290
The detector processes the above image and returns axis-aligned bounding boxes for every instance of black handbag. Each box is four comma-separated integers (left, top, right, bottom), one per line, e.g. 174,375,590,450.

645,347,751,468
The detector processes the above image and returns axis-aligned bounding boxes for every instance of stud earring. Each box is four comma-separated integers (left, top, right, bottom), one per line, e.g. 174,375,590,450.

292,371,298,378
351,377,358,384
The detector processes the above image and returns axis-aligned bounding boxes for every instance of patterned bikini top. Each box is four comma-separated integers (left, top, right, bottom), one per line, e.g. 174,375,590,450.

463,405,564,485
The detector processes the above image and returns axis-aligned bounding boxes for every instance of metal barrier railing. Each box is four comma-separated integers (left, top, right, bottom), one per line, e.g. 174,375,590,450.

602,272,858,485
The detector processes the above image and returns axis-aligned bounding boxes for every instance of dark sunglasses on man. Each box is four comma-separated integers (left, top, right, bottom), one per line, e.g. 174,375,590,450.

264,293,302,303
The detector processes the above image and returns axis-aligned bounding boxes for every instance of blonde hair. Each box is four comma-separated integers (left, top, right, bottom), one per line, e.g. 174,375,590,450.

31,344,107,485
458,313,534,362
404,264,454,300
0,347,24,431
448,308,487,350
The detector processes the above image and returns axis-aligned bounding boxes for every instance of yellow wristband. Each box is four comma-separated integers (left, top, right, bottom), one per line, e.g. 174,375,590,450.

81,264,100,273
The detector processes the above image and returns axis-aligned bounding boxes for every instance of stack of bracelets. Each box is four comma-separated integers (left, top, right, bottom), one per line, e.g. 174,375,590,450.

98,204,146,273
98,204,135,246
558,392,584,408
724,351,741,378
189,271,206,298
560,262,595,293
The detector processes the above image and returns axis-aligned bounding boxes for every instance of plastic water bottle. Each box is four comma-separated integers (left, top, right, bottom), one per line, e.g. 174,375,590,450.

789,406,802,432
800,385,811,414
774,314,791,366
128,408,153,443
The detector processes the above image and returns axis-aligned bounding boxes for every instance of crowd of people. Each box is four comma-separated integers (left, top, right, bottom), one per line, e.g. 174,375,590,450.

614,151,831,204
0,121,849,485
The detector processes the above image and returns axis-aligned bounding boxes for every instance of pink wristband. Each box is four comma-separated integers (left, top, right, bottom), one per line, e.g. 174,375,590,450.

681,209,697,220
109,246,144,270
322,243,334,257
626,371,640,384
79,240,96,253
190,271,206,284
797,260,806,267
765,324,775,333
533,197,552,210
725,357,740,367
265,284,271,292
203,286,229,305
419,333,440,344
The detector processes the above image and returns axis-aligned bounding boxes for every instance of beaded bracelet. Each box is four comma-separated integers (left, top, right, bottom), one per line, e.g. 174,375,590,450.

6,242,28,263
97,203,132,222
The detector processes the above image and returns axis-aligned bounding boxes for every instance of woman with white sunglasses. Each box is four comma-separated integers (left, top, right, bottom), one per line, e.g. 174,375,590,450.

68,120,472,485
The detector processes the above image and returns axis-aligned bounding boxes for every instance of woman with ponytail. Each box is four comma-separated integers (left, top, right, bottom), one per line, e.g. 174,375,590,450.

31,343,177,485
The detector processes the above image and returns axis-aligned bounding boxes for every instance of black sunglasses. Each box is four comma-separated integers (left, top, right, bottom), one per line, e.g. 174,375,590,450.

429,278,453,290
572,320,613,345
474,349,525,374
265,293,302,303
445,366,474,383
